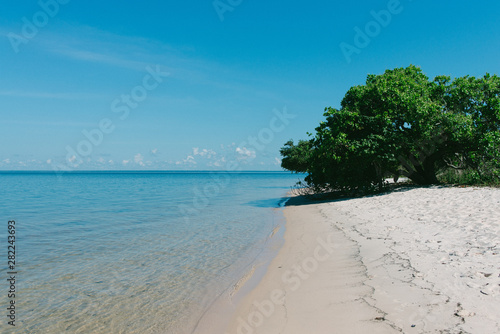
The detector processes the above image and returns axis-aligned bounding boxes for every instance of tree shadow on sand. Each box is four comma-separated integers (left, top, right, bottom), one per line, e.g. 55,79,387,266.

285,183,453,207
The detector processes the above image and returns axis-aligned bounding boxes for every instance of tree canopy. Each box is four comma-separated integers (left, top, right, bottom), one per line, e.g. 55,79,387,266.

281,65,500,192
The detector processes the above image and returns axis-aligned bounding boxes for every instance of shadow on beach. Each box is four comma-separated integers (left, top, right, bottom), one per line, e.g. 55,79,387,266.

246,184,460,208
284,184,451,207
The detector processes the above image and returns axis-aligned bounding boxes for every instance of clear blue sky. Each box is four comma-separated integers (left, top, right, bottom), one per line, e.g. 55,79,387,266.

1,0,499,171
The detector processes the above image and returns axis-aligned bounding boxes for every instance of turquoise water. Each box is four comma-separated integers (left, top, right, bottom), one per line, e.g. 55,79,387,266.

0,171,301,333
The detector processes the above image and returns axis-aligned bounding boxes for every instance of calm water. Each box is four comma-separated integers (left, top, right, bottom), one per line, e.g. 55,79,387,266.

0,171,301,333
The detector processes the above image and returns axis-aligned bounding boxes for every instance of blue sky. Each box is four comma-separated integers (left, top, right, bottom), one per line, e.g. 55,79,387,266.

1,0,499,171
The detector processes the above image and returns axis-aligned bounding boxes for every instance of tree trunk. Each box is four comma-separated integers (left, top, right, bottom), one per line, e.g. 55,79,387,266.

403,155,439,185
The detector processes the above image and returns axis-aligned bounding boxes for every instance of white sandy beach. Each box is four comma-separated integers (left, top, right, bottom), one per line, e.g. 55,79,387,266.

214,186,500,334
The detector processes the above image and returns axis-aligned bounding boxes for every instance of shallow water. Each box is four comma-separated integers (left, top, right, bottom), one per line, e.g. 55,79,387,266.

0,171,301,333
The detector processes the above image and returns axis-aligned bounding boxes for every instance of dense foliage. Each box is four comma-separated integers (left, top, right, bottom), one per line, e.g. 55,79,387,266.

281,65,500,192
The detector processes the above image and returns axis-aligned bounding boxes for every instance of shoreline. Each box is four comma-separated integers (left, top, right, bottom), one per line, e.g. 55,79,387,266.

215,186,500,333
192,200,289,334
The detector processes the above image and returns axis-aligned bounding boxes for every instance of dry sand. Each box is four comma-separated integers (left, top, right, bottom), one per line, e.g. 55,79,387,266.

219,186,500,334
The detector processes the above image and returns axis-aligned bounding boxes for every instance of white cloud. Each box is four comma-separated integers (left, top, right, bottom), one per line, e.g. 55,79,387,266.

46,159,52,164
151,148,158,155
208,156,227,168
134,153,145,166
65,155,80,168
134,153,143,163
122,160,130,165
236,147,256,160
193,147,216,158
176,155,197,166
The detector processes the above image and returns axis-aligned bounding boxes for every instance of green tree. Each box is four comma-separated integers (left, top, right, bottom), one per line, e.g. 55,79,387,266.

282,65,500,192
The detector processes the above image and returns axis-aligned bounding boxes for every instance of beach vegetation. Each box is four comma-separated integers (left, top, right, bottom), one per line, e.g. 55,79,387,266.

281,65,500,193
